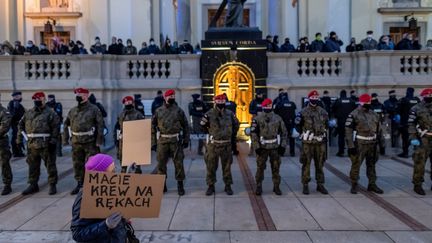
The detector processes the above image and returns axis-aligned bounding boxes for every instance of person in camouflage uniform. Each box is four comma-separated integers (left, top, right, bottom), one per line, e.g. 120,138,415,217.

295,90,329,195
18,92,60,195
188,94,208,155
114,96,145,173
346,93,384,194
151,89,190,196
200,94,239,196
64,88,104,195
251,98,287,195
408,88,432,195
0,101,13,195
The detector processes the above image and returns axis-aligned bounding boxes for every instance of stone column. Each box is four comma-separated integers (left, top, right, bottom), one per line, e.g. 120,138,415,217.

281,0,299,41
268,0,281,36
151,0,161,43
260,0,269,36
176,0,191,43
160,0,176,41
327,0,350,46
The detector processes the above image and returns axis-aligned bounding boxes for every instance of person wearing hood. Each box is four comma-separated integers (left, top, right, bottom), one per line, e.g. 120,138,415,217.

384,90,399,147
124,39,137,55
397,87,421,158
274,92,297,157
345,94,384,195
114,96,145,174
332,90,356,157
151,90,165,115
188,94,208,155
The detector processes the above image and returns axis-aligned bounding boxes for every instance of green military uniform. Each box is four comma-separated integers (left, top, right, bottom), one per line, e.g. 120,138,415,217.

200,107,239,194
0,104,12,195
114,107,145,172
295,104,329,194
64,102,104,186
18,106,60,188
408,100,432,192
345,106,384,194
251,110,287,195
151,103,189,187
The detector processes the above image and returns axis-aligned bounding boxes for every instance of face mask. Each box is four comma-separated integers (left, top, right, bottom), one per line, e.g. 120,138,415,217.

125,104,134,110
150,41,155,45
263,109,272,113
78,45,83,49
76,96,83,103
27,44,33,48
216,103,225,110
34,100,43,107
363,104,371,110
316,36,321,41
128,43,132,47
367,35,373,39
309,100,319,106
424,97,432,104
167,99,175,105
16,98,22,103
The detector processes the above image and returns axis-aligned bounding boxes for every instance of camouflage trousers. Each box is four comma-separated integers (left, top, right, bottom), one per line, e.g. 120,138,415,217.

156,142,185,181
205,143,233,186
72,142,99,183
300,143,326,184
255,149,281,185
0,142,12,185
412,137,432,186
27,147,58,185
349,143,378,185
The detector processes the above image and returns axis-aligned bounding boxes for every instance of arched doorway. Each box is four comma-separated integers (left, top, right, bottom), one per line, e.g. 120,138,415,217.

213,61,255,137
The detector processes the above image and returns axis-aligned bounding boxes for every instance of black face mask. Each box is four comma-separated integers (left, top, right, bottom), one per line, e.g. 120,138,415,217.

76,96,83,103
263,109,272,113
125,104,134,110
424,97,432,104
167,99,175,105
363,104,371,110
389,95,397,101
309,100,319,106
34,101,43,108
216,104,225,110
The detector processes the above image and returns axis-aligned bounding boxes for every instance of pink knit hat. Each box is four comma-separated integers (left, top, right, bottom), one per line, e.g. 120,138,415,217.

85,154,114,172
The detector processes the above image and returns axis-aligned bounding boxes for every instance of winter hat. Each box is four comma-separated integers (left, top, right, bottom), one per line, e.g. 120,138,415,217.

85,154,114,172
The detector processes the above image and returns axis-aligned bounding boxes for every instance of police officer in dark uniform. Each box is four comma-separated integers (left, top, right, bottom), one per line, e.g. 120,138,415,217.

224,93,237,115
383,90,399,147
134,94,145,116
332,90,356,157
397,87,420,158
151,90,165,115
350,90,359,105
47,94,63,157
188,94,208,155
371,93,388,155
8,91,25,157
249,92,265,119
274,92,297,156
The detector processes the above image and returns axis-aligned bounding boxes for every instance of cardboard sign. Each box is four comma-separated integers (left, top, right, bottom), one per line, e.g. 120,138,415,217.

122,119,151,166
80,171,165,219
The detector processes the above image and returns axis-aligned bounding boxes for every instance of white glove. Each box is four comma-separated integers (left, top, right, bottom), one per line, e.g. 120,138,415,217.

105,212,122,229
291,128,300,138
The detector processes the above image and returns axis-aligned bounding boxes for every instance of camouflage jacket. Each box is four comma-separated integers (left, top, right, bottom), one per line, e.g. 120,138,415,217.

295,105,329,144
408,101,432,141
151,104,190,146
345,107,383,148
0,105,12,145
251,112,287,149
200,108,239,143
64,102,104,145
114,108,145,143
17,106,60,149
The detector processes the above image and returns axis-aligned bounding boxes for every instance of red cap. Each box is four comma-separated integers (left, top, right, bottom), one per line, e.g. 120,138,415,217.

74,87,89,94
308,90,320,100
122,96,134,104
213,94,226,104
359,93,372,104
261,98,272,108
164,89,175,97
420,88,432,97
32,92,45,100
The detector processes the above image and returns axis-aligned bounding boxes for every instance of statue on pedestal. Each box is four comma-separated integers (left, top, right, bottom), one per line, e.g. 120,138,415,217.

48,0,69,8
225,0,246,27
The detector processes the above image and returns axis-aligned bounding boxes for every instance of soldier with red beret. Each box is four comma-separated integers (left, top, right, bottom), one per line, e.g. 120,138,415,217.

17,91,60,195
0,98,12,195
251,98,287,195
295,90,329,195
408,88,432,195
64,87,105,195
345,93,384,194
151,89,190,196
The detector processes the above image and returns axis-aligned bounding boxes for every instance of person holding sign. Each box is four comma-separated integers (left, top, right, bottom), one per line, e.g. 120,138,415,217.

70,153,128,242
200,94,239,196
64,87,105,195
114,96,145,173
151,89,190,196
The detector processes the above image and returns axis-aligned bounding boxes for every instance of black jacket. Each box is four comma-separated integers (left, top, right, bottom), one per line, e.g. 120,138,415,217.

151,96,165,115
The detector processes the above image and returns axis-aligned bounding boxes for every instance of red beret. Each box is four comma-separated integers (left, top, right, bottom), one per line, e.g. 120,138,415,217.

122,96,134,104
359,93,372,104
164,89,175,97
74,87,89,94
420,88,432,97
213,94,226,103
308,90,320,99
32,92,45,100
261,98,272,108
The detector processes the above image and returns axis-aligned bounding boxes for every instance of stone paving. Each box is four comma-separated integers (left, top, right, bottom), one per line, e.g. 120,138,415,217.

0,144,432,243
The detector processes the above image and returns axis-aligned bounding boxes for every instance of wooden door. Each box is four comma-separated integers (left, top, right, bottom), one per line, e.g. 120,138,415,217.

40,31,71,46
389,27,419,44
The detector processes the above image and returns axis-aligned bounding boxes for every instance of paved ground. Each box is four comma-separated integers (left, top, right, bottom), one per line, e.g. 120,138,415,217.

0,143,432,243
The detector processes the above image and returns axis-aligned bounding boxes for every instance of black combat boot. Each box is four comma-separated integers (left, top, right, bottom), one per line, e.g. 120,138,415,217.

70,182,82,195
350,183,358,194
225,185,233,195
367,184,384,194
397,152,409,158
1,184,12,195
255,183,262,196
273,184,282,196
302,184,309,195
49,184,57,195
336,151,344,157
177,181,185,196
206,185,215,196
317,184,328,195
414,185,425,195
22,184,39,195
163,182,168,193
